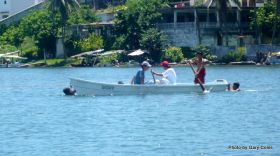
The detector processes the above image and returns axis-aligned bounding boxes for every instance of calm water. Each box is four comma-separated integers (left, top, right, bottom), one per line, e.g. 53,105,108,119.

0,66,280,156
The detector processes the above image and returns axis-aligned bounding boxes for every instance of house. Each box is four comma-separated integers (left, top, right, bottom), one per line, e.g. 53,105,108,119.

154,0,268,57
0,0,10,20
78,0,126,10
0,0,44,20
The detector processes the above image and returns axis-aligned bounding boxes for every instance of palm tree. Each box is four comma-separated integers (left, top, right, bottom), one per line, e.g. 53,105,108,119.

48,0,80,57
272,0,280,44
207,0,241,46
49,0,80,24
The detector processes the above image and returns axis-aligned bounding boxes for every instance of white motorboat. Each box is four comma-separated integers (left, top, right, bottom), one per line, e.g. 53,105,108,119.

69,78,229,96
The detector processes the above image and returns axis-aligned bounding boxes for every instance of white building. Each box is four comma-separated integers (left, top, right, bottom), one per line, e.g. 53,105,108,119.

0,0,44,20
0,0,10,20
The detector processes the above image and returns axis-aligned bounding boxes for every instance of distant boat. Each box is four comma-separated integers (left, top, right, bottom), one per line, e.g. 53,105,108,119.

0,51,27,68
69,78,229,96
229,61,256,65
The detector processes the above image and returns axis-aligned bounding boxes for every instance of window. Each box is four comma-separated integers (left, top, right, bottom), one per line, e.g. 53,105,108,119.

177,12,194,23
2,15,9,19
162,13,174,23
242,0,247,7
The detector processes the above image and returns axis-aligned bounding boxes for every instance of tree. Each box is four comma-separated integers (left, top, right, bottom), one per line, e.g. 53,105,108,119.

79,33,104,52
49,0,80,25
19,9,60,57
67,5,99,25
0,9,60,58
0,24,7,36
48,0,80,57
272,0,280,44
207,0,241,46
162,47,184,62
113,0,168,52
0,26,24,49
140,28,166,62
251,1,280,44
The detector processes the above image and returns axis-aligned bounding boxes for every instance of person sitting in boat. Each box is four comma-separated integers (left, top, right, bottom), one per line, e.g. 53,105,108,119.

131,61,152,84
189,52,206,84
151,61,177,84
229,82,240,92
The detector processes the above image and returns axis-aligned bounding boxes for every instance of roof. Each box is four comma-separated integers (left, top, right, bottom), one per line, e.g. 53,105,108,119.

99,50,125,56
71,49,104,58
0,50,21,58
271,52,280,56
0,55,27,59
128,49,148,56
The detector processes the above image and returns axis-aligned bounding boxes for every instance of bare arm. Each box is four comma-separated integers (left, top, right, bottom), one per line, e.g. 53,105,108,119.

151,70,163,77
131,76,135,84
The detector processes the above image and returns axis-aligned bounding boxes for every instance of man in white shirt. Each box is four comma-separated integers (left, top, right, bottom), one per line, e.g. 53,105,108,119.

151,61,177,84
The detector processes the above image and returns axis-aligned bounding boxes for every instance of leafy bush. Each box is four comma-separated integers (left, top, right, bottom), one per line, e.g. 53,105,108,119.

20,37,39,60
140,28,166,62
191,44,210,56
205,54,218,62
221,47,247,63
180,46,195,58
191,44,218,62
77,33,104,52
112,35,127,50
0,24,7,36
113,0,168,54
162,47,184,62
0,44,17,53
67,5,100,25
98,53,118,66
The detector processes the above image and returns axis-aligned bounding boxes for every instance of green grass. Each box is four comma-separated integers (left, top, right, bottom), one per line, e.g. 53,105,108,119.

27,58,81,67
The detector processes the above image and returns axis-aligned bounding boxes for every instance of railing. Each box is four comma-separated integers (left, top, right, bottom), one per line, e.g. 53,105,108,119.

156,22,195,29
156,22,250,30
199,22,218,29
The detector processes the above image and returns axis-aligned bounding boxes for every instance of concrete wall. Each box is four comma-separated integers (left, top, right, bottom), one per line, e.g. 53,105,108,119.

210,45,280,59
0,0,44,22
56,38,65,58
10,0,41,15
97,13,114,22
157,23,199,47
201,35,216,46
211,46,236,58
0,2,44,25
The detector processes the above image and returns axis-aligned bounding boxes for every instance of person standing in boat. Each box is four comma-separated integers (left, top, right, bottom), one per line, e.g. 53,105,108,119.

131,61,152,84
189,52,206,84
151,61,177,84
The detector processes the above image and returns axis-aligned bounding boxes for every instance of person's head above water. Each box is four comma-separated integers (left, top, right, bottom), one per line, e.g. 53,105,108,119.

232,82,240,91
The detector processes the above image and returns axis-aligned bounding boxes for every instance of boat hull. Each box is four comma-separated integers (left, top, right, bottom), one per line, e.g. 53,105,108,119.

70,78,229,96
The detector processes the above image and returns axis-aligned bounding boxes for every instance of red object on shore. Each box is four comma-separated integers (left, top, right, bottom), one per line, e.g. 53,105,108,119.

174,2,185,8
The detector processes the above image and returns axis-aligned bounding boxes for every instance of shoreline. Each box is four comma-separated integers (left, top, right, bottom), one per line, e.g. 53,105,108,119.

2,62,279,68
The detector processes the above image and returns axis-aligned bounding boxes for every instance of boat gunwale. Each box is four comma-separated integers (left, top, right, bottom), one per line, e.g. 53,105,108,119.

70,78,228,87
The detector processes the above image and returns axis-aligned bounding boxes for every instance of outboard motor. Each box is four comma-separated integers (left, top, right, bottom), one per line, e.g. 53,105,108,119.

63,87,76,96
